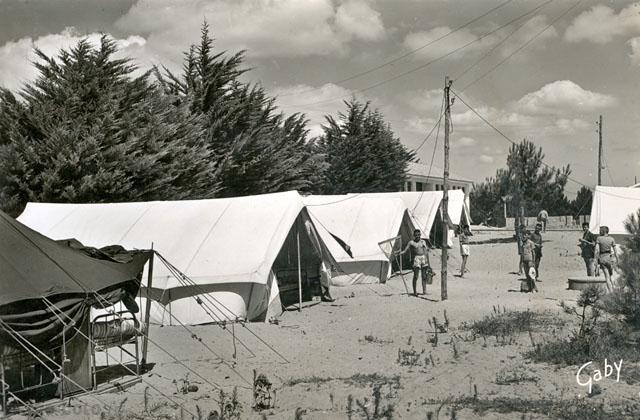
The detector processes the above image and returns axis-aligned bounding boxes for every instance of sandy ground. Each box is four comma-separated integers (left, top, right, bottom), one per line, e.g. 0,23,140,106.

18,230,640,419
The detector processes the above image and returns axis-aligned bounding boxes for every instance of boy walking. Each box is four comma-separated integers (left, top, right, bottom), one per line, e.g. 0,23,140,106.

537,209,549,232
595,226,618,292
399,229,432,296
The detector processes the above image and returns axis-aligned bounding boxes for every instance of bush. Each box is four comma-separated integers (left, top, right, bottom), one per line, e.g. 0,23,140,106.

601,209,640,326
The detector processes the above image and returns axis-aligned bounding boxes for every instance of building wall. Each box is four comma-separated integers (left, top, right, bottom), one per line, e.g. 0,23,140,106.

403,177,472,197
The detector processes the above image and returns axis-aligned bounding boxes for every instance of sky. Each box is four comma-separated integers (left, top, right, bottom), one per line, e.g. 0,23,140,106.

0,0,639,196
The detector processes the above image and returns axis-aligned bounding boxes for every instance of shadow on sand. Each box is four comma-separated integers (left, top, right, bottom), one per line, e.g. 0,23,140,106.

469,236,516,245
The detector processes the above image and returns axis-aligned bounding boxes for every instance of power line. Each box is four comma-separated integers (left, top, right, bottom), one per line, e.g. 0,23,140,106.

458,0,582,91
453,0,554,82
275,0,516,99
450,90,640,202
278,0,558,110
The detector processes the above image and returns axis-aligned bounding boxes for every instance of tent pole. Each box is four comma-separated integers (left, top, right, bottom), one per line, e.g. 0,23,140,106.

399,237,403,273
297,229,302,312
141,248,154,370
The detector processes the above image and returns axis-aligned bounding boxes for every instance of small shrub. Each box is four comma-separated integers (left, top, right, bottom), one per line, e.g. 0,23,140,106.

397,347,425,366
495,366,538,385
527,319,640,365
360,335,393,345
355,383,395,420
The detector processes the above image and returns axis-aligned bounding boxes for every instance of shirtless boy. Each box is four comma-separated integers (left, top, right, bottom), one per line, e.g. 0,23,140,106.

399,229,431,296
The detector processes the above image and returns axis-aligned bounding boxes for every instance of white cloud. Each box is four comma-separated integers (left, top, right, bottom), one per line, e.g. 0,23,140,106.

0,28,147,91
554,118,590,135
565,3,640,44
404,88,443,113
335,0,385,41
456,136,477,146
402,15,557,62
516,80,616,114
497,15,558,57
272,83,354,137
403,26,488,60
115,0,386,59
479,154,494,163
629,37,640,66
452,105,538,132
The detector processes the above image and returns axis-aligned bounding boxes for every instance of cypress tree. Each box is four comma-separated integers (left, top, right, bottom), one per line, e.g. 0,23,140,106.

0,36,217,216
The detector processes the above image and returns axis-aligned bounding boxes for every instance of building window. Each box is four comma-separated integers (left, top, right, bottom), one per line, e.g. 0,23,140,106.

406,182,412,191
416,182,423,191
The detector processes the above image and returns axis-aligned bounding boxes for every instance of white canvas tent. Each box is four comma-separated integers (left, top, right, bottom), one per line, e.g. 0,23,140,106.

303,194,416,285
589,186,640,242
351,190,470,247
18,191,336,325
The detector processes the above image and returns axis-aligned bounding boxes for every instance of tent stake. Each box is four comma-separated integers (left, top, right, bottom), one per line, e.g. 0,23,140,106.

142,247,154,370
297,230,302,312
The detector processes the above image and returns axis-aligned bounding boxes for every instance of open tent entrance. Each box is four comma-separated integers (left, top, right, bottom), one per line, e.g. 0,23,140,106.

272,210,328,310
390,212,419,273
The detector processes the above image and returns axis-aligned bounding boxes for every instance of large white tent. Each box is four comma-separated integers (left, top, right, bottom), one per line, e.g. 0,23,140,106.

401,190,471,248
303,194,416,285
18,191,336,325
589,186,640,242
350,190,470,247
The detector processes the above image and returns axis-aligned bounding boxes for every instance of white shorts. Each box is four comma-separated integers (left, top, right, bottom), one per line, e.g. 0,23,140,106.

413,255,429,268
460,244,470,256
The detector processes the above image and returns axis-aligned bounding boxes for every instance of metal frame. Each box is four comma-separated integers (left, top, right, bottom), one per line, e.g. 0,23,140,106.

0,330,67,416
90,310,141,390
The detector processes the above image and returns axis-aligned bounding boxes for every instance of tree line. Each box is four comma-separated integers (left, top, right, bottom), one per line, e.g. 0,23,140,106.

0,25,413,216
0,24,583,221
470,139,593,226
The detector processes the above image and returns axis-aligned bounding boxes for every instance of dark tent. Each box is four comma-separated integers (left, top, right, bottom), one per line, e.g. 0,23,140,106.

0,210,150,351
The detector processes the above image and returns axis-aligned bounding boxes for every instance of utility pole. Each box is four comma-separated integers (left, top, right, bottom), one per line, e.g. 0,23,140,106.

597,115,603,186
441,77,453,301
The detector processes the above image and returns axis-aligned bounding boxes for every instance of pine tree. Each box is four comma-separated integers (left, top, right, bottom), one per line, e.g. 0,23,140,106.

316,99,414,194
571,186,593,216
603,210,640,326
0,36,218,216
157,22,325,197
470,139,571,225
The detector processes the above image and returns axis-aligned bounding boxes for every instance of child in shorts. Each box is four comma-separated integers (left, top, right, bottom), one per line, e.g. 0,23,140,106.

398,229,432,296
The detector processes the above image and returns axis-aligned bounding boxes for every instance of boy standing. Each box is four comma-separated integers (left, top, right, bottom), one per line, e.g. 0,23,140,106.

458,224,472,277
578,222,597,276
521,231,539,293
399,229,432,296
530,224,543,280
516,223,526,275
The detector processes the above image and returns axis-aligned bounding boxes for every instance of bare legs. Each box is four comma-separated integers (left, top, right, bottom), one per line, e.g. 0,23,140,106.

460,255,468,277
412,267,430,295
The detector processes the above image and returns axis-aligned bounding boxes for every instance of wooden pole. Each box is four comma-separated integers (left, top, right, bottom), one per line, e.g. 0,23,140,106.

297,230,302,312
441,76,452,301
141,248,154,369
1,356,6,416
598,115,603,186
503,201,507,226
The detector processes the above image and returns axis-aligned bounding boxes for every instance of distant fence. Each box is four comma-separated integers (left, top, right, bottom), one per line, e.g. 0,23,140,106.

505,215,590,229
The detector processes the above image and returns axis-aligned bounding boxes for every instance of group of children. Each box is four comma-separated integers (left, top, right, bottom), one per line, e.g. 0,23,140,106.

515,220,620,293
397,225,472,297
579,223,619,292
516,223,543,293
